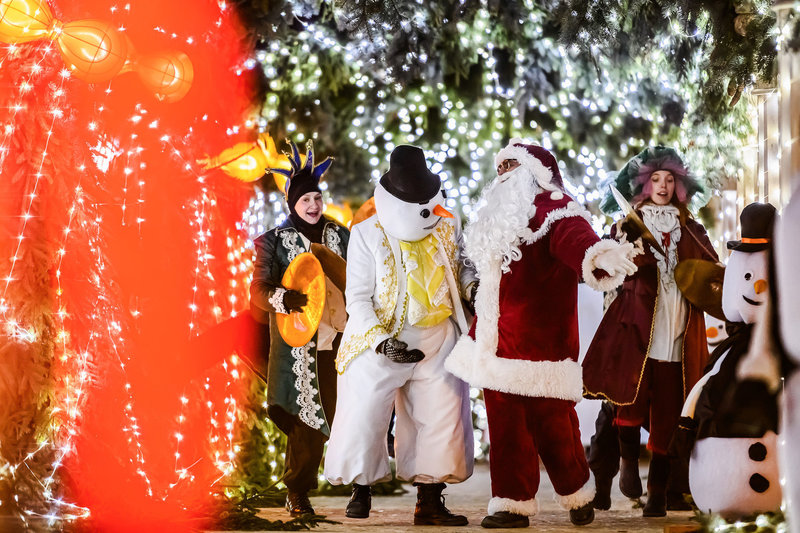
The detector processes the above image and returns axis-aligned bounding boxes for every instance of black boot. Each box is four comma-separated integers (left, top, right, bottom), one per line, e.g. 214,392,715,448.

345,483,371,519
618,425,643,499
481,511,529,528
592,476,613,510
569,502,595,526
285,490,314,517
413,483,468,526
643,453,669,517
666,455,692,510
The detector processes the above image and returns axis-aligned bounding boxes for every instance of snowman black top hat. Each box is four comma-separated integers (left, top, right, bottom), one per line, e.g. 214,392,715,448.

727,202,777,253
380,145,442,203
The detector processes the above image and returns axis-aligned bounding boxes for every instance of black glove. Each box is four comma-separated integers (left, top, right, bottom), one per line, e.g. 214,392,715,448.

283,289,308,313
376,338,425,364
618,216,643,243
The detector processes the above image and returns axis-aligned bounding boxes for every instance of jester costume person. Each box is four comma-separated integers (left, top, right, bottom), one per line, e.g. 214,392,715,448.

249,141,349,516
324,145,477,526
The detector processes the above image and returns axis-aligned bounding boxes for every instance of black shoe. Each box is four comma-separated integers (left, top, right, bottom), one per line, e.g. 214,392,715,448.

619,458,643,499
481,511,529,528
569,503,595,526
643,493,666,517
346,483,371,519
666,491,692,511
285,491,314,517
592,476,613,510
414,483,468,526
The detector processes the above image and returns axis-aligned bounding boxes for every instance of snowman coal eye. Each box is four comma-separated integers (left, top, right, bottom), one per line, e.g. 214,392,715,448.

744,272,752,281
420,208,431,218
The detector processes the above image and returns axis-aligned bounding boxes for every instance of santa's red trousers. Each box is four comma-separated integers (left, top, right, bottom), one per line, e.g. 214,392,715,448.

484,390,590,503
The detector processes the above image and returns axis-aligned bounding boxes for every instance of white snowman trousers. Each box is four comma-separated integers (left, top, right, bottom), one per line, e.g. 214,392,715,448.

324,319,474,486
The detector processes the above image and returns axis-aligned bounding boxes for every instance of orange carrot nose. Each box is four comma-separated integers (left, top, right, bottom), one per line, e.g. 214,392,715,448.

706,327,718,338
433,204,454,218
754,279,768,294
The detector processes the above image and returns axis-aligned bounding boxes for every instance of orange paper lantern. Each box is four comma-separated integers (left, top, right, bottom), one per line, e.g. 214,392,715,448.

55,19,128,83
136,50,194,103
323,202,353,227
276,253,326,348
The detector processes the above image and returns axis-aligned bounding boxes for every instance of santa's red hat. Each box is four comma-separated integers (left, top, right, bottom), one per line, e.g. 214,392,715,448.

494,139,565,199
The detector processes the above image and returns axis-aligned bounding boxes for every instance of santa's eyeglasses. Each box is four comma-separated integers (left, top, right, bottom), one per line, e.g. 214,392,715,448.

497,159,519,173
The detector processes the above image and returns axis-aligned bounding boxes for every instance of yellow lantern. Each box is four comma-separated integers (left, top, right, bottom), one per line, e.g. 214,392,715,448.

323,202,353,227
0,0,54,43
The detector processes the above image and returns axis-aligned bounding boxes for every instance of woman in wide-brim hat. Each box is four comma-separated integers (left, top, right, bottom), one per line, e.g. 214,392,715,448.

582,146,719,517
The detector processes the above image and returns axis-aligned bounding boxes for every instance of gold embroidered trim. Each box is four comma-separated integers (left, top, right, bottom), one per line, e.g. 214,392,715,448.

583,268,659,406
336,323,387,373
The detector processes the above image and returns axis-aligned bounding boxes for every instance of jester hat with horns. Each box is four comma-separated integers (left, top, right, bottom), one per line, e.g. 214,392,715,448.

270,139,334,209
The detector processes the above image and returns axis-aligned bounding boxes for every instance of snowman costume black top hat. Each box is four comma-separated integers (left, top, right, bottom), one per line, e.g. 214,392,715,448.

727,202,778,253
380,145,442,203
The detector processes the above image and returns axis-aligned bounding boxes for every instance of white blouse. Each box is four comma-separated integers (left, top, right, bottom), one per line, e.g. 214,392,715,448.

640,204,687,362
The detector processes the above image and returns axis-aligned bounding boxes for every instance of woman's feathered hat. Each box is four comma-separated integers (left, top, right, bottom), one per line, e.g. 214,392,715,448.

269,139,333,208
599,145,706,215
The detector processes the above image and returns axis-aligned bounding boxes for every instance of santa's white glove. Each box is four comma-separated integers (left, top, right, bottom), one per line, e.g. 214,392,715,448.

582,240,640,292
593,242,638,277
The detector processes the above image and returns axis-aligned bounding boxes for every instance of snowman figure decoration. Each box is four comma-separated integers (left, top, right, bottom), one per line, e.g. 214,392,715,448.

324,145,477,526
677,203,781,518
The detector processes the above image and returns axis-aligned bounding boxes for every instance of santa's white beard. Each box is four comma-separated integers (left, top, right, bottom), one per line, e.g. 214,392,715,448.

464,166,540,273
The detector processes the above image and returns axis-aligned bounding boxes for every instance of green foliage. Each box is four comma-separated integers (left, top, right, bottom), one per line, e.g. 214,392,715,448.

231,0,759,226
695,508,786,533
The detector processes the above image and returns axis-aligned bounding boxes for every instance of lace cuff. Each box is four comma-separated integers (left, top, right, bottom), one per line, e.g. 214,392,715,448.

269,287,288,314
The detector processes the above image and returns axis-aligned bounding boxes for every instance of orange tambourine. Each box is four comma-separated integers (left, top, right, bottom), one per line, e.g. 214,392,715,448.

276,252,326,347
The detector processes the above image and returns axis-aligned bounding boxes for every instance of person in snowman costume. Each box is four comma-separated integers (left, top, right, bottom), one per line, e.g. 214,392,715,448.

324,145,477,526
445,140,639,528
671,202,781,518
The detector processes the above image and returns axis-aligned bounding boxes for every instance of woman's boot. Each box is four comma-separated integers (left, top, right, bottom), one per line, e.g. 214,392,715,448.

643,453,669,517
618,425,643,499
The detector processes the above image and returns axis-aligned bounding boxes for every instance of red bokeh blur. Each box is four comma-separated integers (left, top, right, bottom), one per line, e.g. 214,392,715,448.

0,0,261,529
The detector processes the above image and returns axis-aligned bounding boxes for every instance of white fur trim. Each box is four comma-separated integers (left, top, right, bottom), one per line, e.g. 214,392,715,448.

527,201,591,245
495,143,559,193
445,336,584,401
550,191,564,200
554,473,595,510
487,496,539,517
582,239,629,292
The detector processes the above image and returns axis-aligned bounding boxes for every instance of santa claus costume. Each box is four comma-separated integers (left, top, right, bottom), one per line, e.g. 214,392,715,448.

445,140,638,528
324,145,477,526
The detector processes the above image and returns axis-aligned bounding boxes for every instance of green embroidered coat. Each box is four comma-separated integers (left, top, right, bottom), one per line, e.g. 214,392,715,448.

250,216,349,437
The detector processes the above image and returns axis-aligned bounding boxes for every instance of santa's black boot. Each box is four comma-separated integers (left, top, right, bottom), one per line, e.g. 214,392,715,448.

413,483,468,526
643,453,669,517
592,475,613,510
345,483,371,519
569,502,595,526
618,426,643,499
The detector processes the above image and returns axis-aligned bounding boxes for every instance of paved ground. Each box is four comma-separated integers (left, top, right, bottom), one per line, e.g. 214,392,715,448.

210,462,699,532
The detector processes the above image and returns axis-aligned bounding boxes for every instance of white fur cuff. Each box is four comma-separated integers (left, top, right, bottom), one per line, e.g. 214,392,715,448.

554,473,595,510
488,496,539,517
582,239,631,292
445,336,584,401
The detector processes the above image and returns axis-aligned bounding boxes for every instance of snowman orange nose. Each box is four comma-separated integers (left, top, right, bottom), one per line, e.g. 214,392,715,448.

706,327,718,338
754,279,768,294
433,204,454,218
